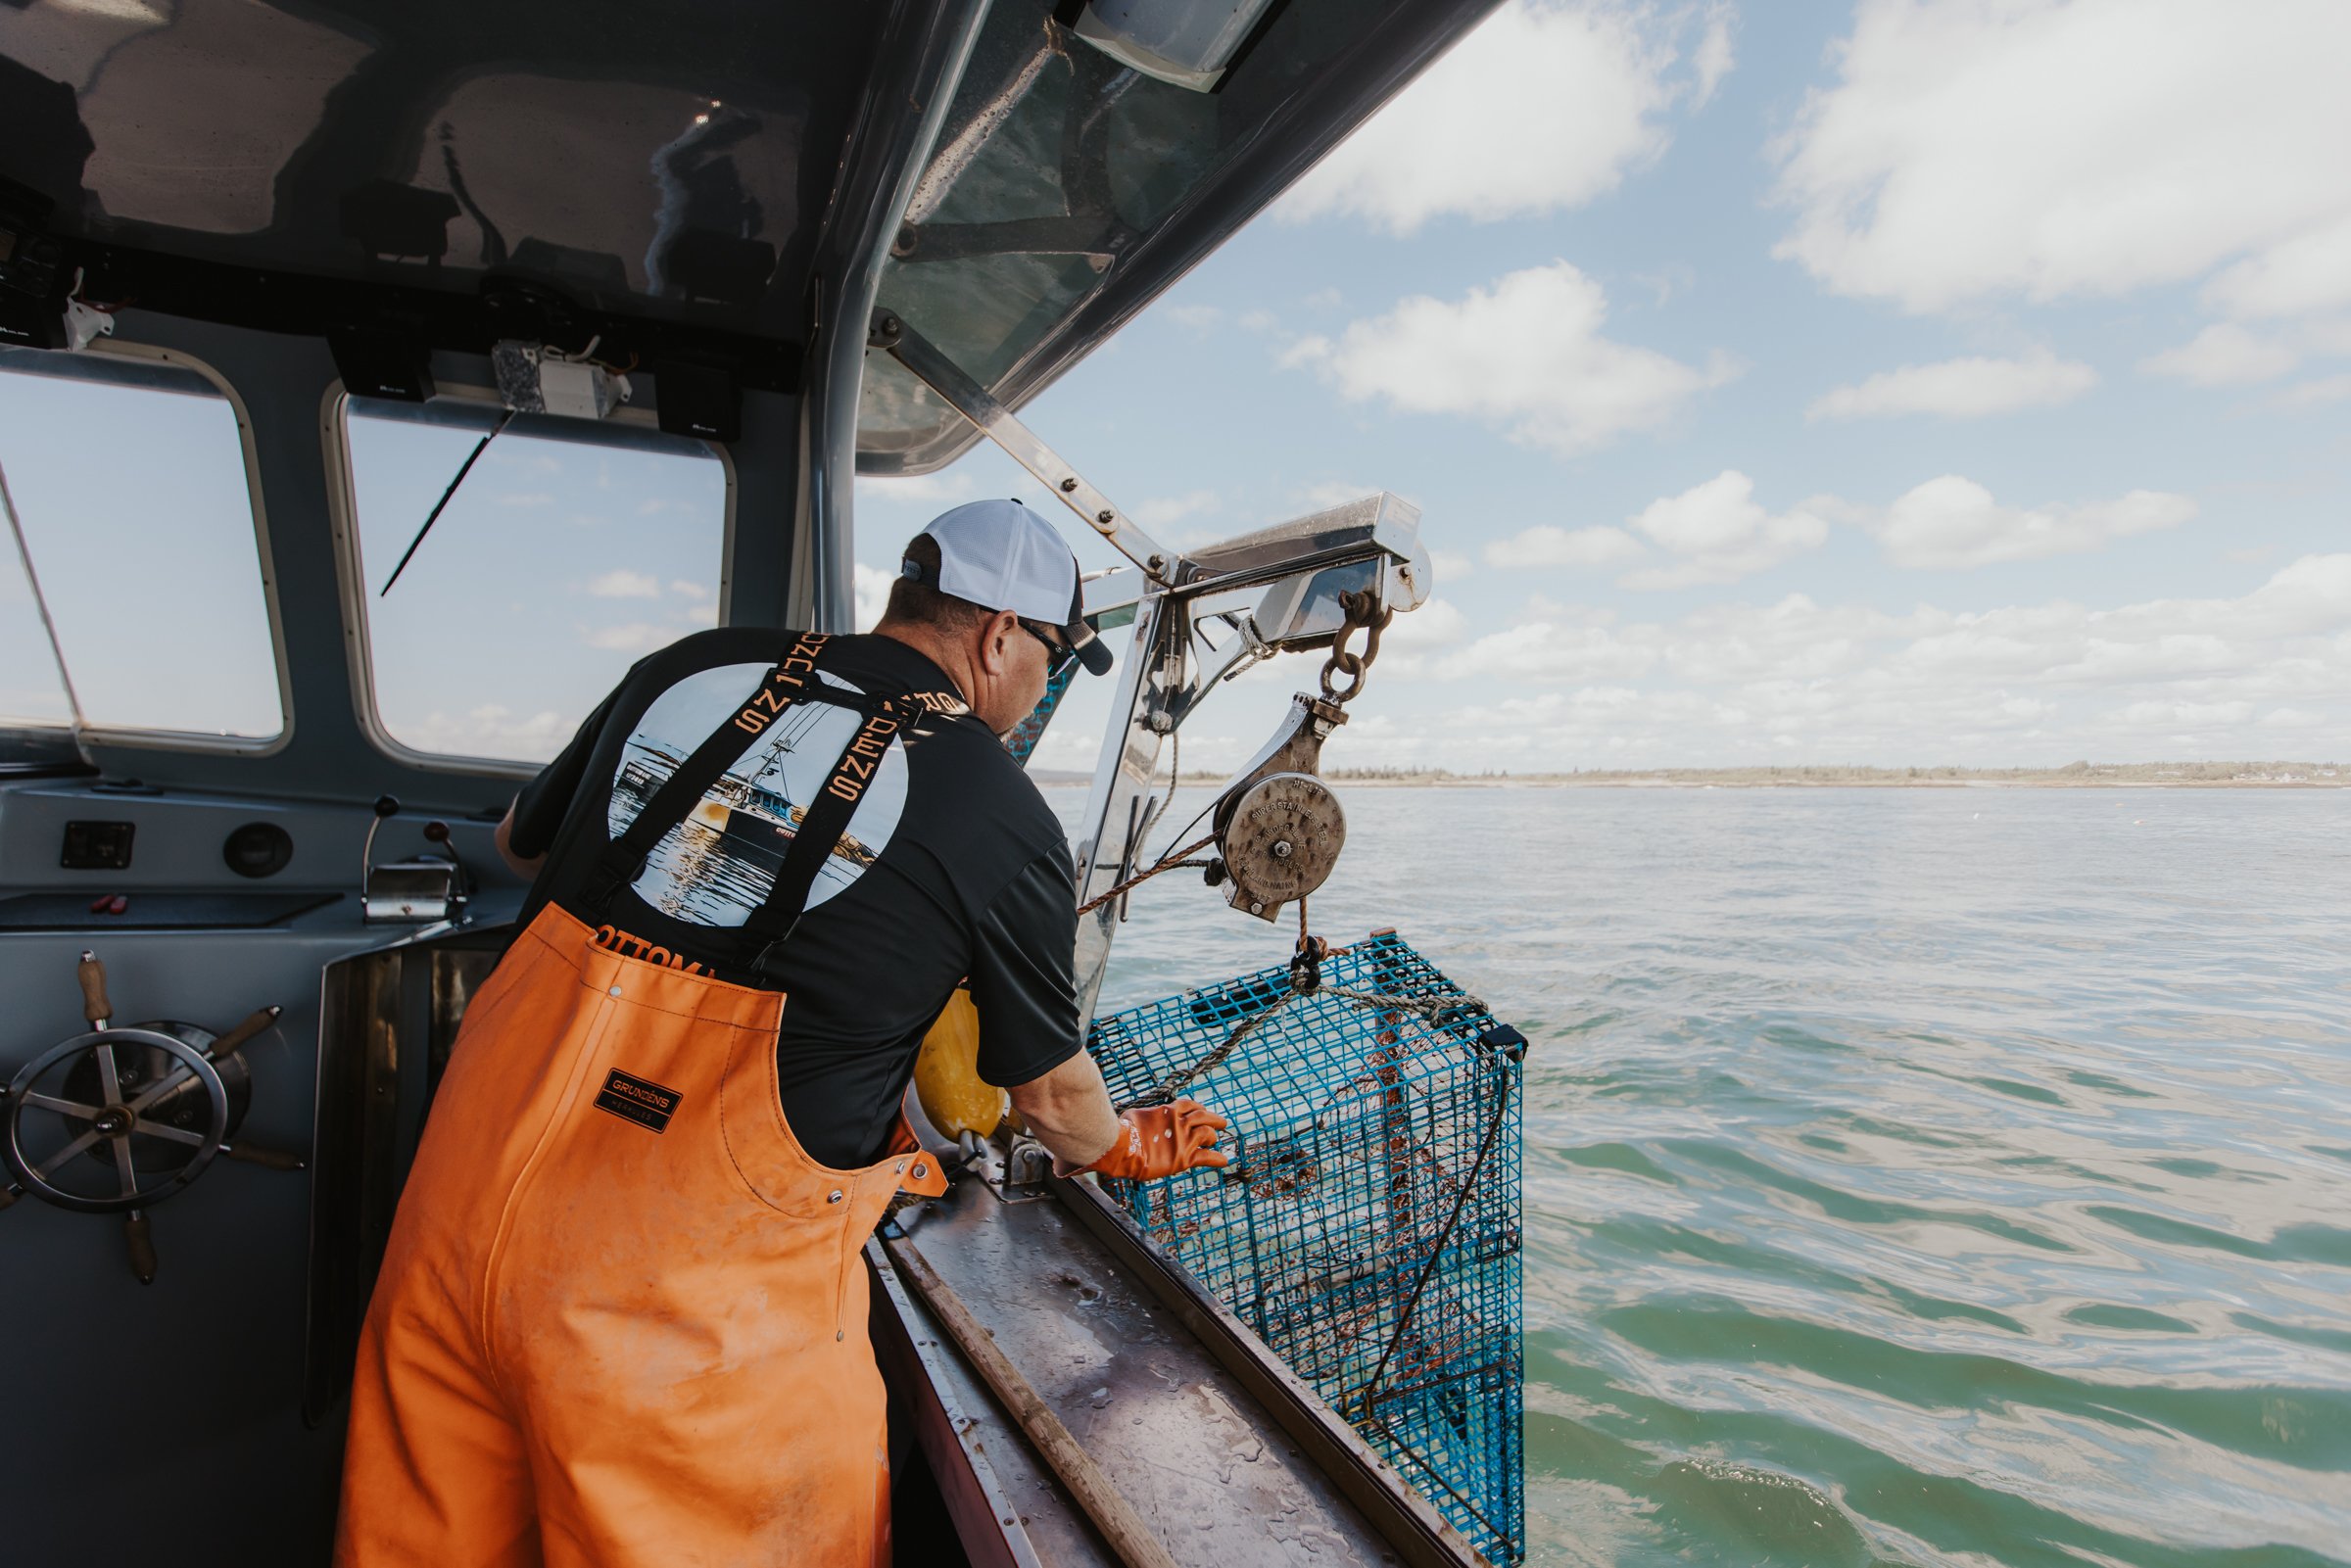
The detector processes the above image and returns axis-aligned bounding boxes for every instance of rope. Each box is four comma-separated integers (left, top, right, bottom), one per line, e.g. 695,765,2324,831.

1315,983,1484,1023
1118,939,1489,1111
1077,832,1215,918
1122,990,1292,1110
1346,1046,1514,1422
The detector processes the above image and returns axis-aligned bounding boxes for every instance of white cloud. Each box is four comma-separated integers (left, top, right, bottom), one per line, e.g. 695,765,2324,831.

1437,620,1656,683
1133,490,1220,528
1429,548,1476,583
1867,476,2195,570
859,471,976,508
1692,7,1735,107
583,622,674,653
853,562,895,632
1483,525,1643,570
1292,481,1385,514
2138,324,2300,387
1375,597,1469,675
1280,2,1675,233
585,569,661,598
2205,213,2351,320
1286,262,1735,456
2109,699,2250,730
1164,304,1222,331
1620,470,1829,590
1359,556,2351,767
390,703,576,763
2273,374,2351,410
1808,350,2097,419
1773,0,2351,314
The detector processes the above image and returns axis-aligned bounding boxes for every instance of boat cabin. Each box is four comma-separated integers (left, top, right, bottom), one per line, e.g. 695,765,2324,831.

0,2,1504,1562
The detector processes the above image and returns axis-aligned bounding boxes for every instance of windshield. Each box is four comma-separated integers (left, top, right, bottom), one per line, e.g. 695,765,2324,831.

343,399,729,765
0,351,282,743
858,0,1414,472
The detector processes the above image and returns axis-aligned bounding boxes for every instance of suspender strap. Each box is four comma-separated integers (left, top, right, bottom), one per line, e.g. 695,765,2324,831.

574,631,920,978
741,693,911,976
582,635,838,913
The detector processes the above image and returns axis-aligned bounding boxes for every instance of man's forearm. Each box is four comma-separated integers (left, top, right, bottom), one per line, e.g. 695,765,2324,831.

494,801,546,879
1006,1050,1122,1171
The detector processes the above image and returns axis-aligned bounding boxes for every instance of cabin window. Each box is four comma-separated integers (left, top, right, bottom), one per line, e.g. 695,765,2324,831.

343,400,729,765
0,354,285,741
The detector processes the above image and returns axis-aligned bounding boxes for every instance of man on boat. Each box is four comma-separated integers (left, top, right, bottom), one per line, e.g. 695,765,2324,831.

335,498,1230,1566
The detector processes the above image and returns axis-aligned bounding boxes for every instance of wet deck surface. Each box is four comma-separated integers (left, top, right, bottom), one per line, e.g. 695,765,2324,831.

880,1173,1410,1567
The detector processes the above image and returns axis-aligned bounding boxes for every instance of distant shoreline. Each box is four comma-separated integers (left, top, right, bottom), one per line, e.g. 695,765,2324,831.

1030,762,2344,789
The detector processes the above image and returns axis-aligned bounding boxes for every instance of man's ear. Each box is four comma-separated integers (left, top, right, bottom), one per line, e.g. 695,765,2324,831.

975,608,1020,675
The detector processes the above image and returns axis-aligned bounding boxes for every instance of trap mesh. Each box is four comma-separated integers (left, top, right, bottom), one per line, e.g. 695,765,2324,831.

1090,932,1525,1565
1002,660,1077,768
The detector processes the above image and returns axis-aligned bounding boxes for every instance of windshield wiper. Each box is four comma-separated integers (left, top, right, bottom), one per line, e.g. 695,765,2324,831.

378,407,513,596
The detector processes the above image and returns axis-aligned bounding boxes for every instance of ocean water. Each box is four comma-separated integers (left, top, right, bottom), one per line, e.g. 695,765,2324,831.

1067,784,2351,1568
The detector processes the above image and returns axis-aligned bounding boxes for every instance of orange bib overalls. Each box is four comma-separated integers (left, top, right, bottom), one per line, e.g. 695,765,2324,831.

336,643,946,1567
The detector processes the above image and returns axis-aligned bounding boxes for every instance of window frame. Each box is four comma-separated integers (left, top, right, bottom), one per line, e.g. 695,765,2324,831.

0,338,297,756
324,380,739,779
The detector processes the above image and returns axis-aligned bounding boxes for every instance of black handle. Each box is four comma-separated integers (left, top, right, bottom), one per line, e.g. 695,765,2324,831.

221,1142,308,1172
124,1210,158,1285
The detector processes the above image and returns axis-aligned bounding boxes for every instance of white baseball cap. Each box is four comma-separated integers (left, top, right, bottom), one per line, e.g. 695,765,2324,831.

901,499,1113,675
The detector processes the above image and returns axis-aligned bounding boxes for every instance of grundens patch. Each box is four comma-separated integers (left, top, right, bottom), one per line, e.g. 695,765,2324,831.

594,1069,684,1133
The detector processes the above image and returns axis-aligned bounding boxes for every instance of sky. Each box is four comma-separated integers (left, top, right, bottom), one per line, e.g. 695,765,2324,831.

5,0,2347,775
858,0,2351,777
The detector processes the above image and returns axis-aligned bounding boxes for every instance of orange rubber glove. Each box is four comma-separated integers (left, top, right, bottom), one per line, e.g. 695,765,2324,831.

1085,1098,1230,1179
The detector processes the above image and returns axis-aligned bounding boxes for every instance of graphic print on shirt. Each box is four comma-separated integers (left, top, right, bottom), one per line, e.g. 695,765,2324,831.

605,663,909,927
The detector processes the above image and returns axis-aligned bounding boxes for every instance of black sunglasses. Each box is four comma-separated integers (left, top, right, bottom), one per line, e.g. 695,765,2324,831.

1018,619,1079,679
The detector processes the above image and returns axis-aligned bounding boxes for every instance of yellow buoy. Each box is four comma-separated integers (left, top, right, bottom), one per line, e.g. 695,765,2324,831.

913,986,1006,1139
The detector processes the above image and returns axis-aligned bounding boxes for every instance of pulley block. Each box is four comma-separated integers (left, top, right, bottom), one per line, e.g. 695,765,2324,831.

1215,771,1346,922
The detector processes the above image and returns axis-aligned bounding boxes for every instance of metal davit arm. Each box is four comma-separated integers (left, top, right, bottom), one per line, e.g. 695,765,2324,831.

870,310,1178,587
865,309,1432,1019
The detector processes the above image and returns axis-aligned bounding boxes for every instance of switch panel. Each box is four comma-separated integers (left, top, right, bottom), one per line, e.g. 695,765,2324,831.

60,820,135,870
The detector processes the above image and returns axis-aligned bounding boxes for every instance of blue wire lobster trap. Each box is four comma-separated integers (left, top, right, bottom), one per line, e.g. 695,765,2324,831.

1090,932,1526,1565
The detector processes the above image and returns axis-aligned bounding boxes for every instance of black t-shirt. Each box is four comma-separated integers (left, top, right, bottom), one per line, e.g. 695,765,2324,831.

507,629,1082,1167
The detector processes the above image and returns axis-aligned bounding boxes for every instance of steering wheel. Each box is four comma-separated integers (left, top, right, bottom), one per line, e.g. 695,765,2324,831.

3,1028,232,1213
0,951,299,1283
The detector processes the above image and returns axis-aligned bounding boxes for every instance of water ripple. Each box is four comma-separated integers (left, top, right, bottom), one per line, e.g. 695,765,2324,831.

1076,785,2351,1565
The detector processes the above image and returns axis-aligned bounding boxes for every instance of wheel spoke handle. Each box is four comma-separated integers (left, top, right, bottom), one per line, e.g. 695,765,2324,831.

134,1121,207,1149
123,1210,157,1285
77,950,113,1026
207,1005,282,1061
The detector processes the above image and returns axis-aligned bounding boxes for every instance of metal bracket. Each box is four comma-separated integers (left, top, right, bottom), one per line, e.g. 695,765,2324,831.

869,309,1177,587
973,1128,1058,1203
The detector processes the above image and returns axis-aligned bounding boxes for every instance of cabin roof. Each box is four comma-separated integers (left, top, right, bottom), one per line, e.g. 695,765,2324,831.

0,0,1494,469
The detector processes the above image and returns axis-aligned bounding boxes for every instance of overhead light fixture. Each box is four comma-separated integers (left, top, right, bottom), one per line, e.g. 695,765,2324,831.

1068,0,1284,93
492,339,631,421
